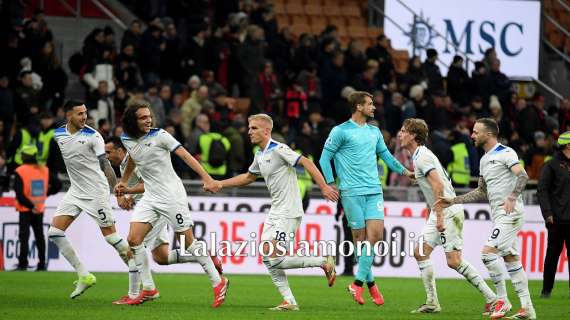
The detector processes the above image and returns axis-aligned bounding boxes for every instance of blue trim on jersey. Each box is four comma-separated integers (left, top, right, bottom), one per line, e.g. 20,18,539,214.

54,127,66,134
293,155,301,166
267,141,279,151
80,127,96,135
147,128,160,137
120,133,134,141
492,145,507,153
170,143,182,152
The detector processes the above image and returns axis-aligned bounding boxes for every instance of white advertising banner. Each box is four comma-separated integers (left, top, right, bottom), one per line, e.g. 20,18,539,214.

1,194,567,280
384,0,541,77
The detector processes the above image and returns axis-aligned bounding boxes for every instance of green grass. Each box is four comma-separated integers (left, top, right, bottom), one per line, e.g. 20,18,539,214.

0,272,568,319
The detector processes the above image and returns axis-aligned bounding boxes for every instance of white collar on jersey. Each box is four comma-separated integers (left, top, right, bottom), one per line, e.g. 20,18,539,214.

412,145,424,160
120,154,129,168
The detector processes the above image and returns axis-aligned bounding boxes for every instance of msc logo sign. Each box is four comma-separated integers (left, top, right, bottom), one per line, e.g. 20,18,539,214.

407,18,524,57
443,20,524,57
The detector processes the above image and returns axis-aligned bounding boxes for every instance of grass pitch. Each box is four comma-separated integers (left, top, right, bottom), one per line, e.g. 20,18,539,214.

1,272,568,319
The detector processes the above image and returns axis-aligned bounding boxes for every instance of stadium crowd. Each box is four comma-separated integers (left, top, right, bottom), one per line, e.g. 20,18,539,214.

1,0,569,187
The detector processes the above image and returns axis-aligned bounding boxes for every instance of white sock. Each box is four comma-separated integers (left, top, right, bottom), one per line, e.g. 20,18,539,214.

506,261,533,309
128,259,140,298
131,244,155,290
482,253,508,299
182,241,221,287
267,256,325,269
263,259,297,305
417,259,438,305
167,249,198,264
48,227,89,277
456,260,497,303
105,233,130,265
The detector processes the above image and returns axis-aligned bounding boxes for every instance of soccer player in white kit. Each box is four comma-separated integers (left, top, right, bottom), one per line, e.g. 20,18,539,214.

397,119,497,314
48,100,132,299
115,101,228,307
206,114,339,311
105,137,223,305
438,118,536,319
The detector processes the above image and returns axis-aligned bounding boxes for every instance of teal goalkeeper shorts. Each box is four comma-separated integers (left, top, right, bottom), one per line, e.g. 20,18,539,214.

341,193,385,229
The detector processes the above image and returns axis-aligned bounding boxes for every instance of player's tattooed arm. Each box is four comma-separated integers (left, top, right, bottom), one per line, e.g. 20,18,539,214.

509,164,528,199
451,176,488,204
98,154,118,189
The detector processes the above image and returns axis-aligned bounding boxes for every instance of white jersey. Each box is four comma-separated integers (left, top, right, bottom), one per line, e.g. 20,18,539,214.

249,140,303,219
54,125,109,199
412,145,463,219
121,128,186,203
119,155,143,203
479,143,524,218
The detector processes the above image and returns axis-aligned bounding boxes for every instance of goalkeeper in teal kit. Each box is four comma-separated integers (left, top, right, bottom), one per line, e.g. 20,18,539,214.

320,91,413,305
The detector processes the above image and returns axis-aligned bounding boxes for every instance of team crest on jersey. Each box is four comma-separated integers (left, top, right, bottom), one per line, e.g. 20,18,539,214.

78,140,86,144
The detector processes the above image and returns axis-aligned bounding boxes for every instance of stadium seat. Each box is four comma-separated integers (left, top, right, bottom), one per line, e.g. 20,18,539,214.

347,25,367,38
276,14,290,27
328,16,347,28
322,0,341,5
311,23,327,35
336,25,348,37
322,5,341,17
340,4,361,17
292,15,310,26
367,27,383,38
286,0,304,5
290,24,312,37
285,3,305,15
304,4,322,16
310,15,327,27
346,16,365,27
273,2,286,15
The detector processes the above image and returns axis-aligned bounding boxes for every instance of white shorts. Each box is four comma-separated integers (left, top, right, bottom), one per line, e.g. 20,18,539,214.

261,216,302,242
421,211,464,253
486,211,524,256
54,193,114,228
131,197,193,233
144,218,170,251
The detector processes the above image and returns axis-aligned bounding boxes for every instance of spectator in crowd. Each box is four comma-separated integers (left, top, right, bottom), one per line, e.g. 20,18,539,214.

181,85,209,138
121,20,143,55
34,41,67,111
447,55,469,106
15,71,41,121
87,80,114,128
422,48,443,93
537,131,570,299
140,24,165,85
487,58,511,104
559,99,570,133
145,85,166,127
344,40,367,83
116,44,143,91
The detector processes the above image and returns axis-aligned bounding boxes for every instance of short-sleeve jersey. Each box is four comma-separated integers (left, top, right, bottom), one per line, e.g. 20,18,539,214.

120,155,143,203
121,128,185,203
54,125,109,199
479,143,524,216
248,140,303,219
323,119,404,196
412,145,463,218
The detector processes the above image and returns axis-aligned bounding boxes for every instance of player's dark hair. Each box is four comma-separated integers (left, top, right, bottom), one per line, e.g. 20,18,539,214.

403,118,429,145
122,100,154,138
475,117,499,137
63,100,85,112
348,91,373,114
105,136,126,150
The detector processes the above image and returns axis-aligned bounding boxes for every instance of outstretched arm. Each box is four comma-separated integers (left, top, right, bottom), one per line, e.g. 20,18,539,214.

450,176,488,205
220,172,258,189
174,145,214,182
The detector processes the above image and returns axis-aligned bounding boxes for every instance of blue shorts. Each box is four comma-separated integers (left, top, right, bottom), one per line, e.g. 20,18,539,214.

341,193,384,229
